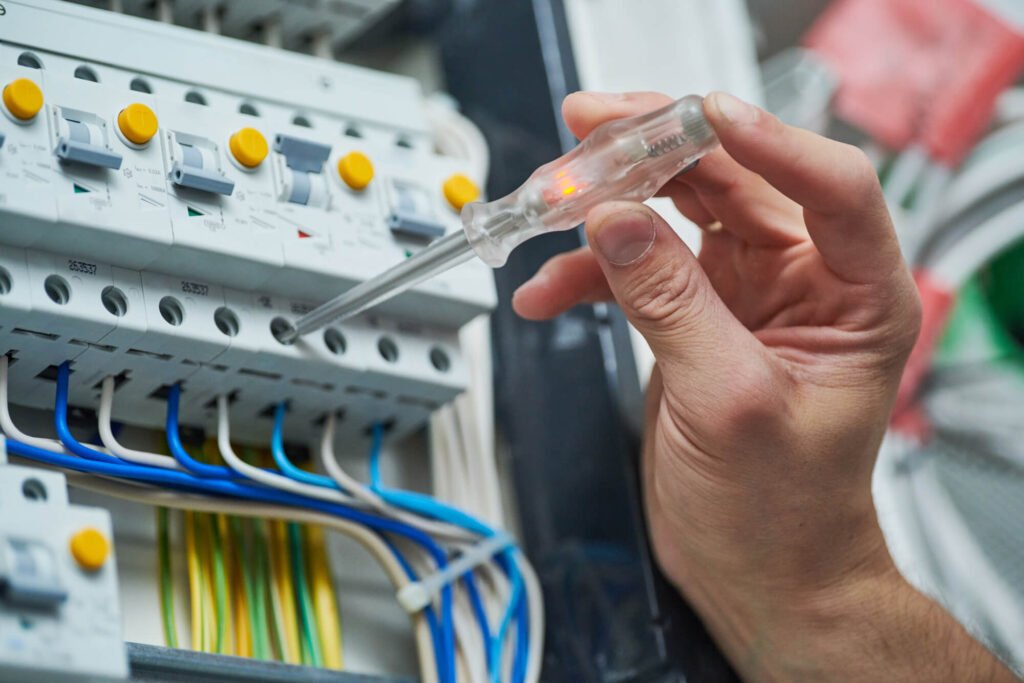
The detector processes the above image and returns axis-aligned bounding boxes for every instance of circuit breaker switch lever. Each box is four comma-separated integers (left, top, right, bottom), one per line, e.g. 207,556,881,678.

274,134,331,173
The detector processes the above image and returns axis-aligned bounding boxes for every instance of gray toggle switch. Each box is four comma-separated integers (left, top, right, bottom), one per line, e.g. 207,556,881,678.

170,142,234,195
55,119,122,170
0,537,68,609
274,134,331,173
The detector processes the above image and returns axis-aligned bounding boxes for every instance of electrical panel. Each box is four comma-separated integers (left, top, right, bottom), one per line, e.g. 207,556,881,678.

0,451,127,682
0,0,496,443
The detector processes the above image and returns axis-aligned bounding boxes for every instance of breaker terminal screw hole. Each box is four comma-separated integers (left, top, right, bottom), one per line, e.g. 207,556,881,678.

324,328,347,355
17,52,43,69
214,307,240,337
101,286,128,317
159,296,185,326
74,65,99,82
292,114,313,128
429,347,451,373
22,478,47,502
185,90,207,105
239,102,260,117
129,77,153,93
270,317,297,345
44,275,71,305
0,267,12,295
377,337,399,363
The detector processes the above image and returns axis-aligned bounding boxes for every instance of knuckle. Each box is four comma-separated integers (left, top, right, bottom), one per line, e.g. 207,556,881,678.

843,145,883,198
624,260,705,327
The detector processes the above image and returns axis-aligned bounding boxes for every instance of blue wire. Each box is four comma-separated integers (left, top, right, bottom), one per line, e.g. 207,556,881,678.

368,423,529,683
270,402,342,490
54,363,121,464
165,383,240,479
464,571,493,671
45,371,458,683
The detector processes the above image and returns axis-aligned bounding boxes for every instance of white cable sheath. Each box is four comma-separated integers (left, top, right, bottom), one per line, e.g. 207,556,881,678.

215,395,363,506
316,412,477,543
0,356,71,454
98,376,183,470
931,202,1024,288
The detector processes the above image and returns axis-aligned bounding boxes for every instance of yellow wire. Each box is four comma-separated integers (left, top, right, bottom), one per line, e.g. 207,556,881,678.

306,525,344,669
197,513,216,652
217,513,236,655
184,510,203,651
270,519,302,663
227,517,251,658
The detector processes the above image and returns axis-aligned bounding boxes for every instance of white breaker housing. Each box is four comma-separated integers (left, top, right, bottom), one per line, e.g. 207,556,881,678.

0,0,496,443
0,450,127,682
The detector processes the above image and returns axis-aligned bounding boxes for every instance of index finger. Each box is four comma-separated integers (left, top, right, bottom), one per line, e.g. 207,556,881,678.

703,92,905,285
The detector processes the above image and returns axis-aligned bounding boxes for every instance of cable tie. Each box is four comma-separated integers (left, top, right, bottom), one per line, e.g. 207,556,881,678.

396,532,514,613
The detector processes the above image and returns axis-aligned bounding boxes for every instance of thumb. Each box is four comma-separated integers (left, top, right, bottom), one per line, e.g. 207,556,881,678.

585,202,767,391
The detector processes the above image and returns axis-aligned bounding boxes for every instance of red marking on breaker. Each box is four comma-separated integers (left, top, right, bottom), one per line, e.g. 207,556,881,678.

805,0,1024,164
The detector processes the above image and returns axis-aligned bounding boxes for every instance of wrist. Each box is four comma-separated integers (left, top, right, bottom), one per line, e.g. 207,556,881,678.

684,546,1016,683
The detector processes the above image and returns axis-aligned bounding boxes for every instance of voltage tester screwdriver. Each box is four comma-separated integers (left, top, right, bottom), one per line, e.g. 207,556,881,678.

281,95,719,343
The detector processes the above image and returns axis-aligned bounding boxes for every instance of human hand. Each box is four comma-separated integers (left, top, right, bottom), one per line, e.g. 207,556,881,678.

513,92,1013,682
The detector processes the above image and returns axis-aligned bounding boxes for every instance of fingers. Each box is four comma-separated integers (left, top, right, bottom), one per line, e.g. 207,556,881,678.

583,201,768,386
564,91,805,246
562,91,673,139
703,92,903,285
669,149,806,246
512,247,611,320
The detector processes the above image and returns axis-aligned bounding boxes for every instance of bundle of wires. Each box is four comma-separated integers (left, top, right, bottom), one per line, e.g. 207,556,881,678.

872,109,1024,672
0,356,544,683
156,443,345,667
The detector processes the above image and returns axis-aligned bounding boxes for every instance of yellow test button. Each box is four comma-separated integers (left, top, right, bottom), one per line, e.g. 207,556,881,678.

229,127,269,168
69,527,110,572
117,103,158,145
3,78,44,121
337,151,374,190
442,173,480,211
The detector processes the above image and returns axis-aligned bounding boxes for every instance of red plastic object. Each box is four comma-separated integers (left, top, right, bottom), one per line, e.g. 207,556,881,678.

891,270,956,436
805,0,1024,164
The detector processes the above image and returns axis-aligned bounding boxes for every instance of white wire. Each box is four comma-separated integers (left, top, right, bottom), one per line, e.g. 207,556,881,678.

520,556,545,683
318,411,388,511
215,394,363,506
439,406,473,512
454,584,488,683
930,201,1024,288
904,163,953,263
316,413,478,544
996,87,1024,125
0,355,71,454
884,145,929,207
940,144,1024,224
910,460,1024,654
98,376,183,470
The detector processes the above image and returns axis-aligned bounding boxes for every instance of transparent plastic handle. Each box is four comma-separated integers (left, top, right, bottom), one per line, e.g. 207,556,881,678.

462,95,719,267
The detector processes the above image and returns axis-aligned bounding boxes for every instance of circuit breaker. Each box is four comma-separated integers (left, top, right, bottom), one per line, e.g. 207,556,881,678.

0,444,127,682
0,0,496,442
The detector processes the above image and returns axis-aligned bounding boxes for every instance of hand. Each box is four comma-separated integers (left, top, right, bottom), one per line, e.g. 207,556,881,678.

513,92,1015,682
